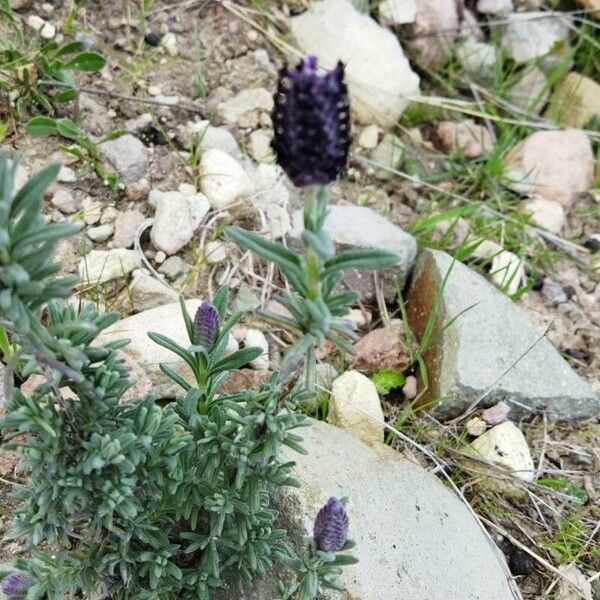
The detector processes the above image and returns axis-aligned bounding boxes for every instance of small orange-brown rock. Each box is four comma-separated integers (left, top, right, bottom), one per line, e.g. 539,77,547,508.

351,319,411,374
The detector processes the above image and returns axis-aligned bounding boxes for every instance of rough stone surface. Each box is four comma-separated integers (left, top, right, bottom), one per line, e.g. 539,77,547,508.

477,0,513,14
291,204,417,303
357,124,381,149
150,190,209,255
217,88,273,127
351,319,411,374
176,120,241,157
490,249,525,296
113,209,146,248
87,224,114,243
248,129,272,162
200,149,254,210
250,164,291,239
500,12,571,63
455,41,498,83
51,189,80,214
98,134,149,183
158,256,187,281
504,129,595,207
378,0,417,25
244,329,270,371
508,67,549,114
130,270,178,312
290,0,420,127
79,249,141,284
226,419,516,600
471,422,535,483
436,120,494,159
328,370,384,445
405,0,459,69
523,197,566,233
544,72,600,128
406,250,600,420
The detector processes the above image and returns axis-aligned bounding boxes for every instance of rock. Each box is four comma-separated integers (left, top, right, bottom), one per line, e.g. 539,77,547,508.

405,0,459,69
218,369,272,395
402,374,418,400
357,124,381,149
232,283,261,314
79,249,141,284
243,329,269,371
482,400,511,425
51,189,80,214
82,197,102,225
345,308,371,330
158,256,187,281
177,120,241,157
291,204,417,303
200,149,254,210
125,178,150,202
500,12,571,63
150,190,210,255
57,166,77,183
405,249,600,419
98,134,149,183
436,120,494,159
101,207,118,226
572,0,600,20
79,93,113,135
378,0,417,25
541,279,570,305
470,422,535,483
556,563,593,600
544,72,600,128
113,210,146,248
508,67,549,114
328,370,384,445
477,0,513,14
248,129,272,162
130,270,178,312
290,0,420,127
371,133,404,178
27,14,55,39
125,113,153,134
86,224,114,243
490,250,524,296
203,240,228,264
456,41,498,83
242,419,516,600
504,129,595,207
466,417,487,436
217,88,273,127
161,32,178,57
119,353,154,403
250,164,291,240
351,319,411,374
523,197,565,233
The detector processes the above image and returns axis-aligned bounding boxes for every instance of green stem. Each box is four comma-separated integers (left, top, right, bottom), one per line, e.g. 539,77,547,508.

305,344,316,392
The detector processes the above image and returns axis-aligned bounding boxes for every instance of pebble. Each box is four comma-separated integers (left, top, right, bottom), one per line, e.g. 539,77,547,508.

402,375,418,400
436,119,494,159
371,133,404,179
200,149,254,210
87,224,114,243
351,320,411,374
490,250,525,296
477,0,513,14
523,197,565,233
57,166,77,183
130,270,178,312
358,124,381,149
556,563,593,600
177,120,241,157
27,14,55,39
244,329,270,371
161,32,178,57
79,249,141,284
217,88,273,127
508,67,549,114
250,163,291,240
98,134,149,183
51,189,80,214
544,72,600,128
126,178,150,202
379,0,417,25
113,209,146,248
204,240,229,264
466,417,487,437
158,256,187,280
328,370,384,445
154,251,166,264
481,400,511,425
248,129,273,162
541,279,570,305
82,197,102,225
455,41,498,83
100,207,118,225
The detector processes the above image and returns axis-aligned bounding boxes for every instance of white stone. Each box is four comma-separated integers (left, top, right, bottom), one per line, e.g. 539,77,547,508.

113,209,146,248
204,240,229,264
501,12,571,63
466,417,487,437
328,370,384,445
217,88,273,126
556,563,593,600
200,149,254,210
358,124,381,149
471,422,535,483
346,308,370,329
13,164,29,192
161,32,178,57
150,190,210,255
130,271,178,312
456,41,498,82
244,329,269,371
290,0,420,127
477,0,513,14
87,224,114,243
79,249,141,284
177,120,241,157
98,134,149,183
379,0,417,25
248,129,272,162
51,189,80,214
27,14,55,39
490,250,525,296
371,133,404,178
57,166,77,183
250,163,291,239
523,197,566,233
82,197,102,225
508,67,550,114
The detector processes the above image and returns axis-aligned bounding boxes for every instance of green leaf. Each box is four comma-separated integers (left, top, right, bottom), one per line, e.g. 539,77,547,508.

371,368,405,395
55,118,81,140
53,40,84,57
210,346,263,375
26,116,58,137
147,332,199,378
538,478,587,505
324,248,399,274
63,51,106,72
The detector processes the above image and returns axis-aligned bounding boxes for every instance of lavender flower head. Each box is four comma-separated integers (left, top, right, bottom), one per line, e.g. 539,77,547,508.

1,572,34,598
313,497,349,552
271,56,351,188
194,300,219,348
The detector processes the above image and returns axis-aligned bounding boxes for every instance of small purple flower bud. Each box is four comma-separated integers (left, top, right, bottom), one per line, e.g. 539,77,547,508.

194,301,219,348
313,497,349,552
272,56,351,188
1,572,34,598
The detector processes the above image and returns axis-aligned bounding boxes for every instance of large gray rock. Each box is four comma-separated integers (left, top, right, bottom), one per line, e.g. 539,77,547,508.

224,419,516,600
98,134,149,183
406,250,600,420
291,204,417,303
290,0,420,128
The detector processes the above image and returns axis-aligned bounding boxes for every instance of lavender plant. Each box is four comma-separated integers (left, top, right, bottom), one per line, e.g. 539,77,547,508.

227,57,399,384
0,153,356,599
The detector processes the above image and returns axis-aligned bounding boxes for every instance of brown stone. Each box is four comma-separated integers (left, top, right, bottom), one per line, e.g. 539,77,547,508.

436,120,494,159
351,319,411,375
219,369,271,395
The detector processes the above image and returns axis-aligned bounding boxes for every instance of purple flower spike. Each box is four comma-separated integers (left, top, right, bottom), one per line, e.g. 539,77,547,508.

271,56,351,188
194,301,219,348
1,572,34,598
313,497,349,552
